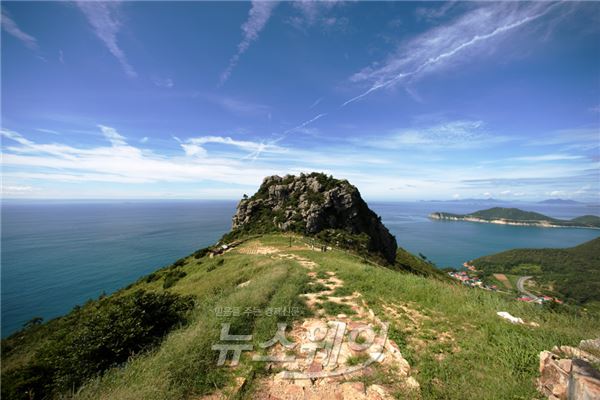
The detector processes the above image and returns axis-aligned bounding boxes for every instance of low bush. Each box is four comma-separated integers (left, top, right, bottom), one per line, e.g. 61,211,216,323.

163,270,187,289
1,290,194,400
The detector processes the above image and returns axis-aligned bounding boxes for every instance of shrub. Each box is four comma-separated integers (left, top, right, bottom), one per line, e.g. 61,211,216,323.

173,257,187,268
163,270,187,289
144,272,160,283
193,247,212,259
1,290,194,399
1,364,54,400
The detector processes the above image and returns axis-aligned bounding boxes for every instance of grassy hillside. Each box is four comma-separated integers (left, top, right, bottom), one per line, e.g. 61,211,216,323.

472,237,600,304
3,234,599,399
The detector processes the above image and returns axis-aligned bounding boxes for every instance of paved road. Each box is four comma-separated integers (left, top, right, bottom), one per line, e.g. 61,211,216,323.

516,276,539,300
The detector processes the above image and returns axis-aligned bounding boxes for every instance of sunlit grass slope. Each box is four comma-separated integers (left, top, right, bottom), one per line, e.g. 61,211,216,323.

3,234,599,400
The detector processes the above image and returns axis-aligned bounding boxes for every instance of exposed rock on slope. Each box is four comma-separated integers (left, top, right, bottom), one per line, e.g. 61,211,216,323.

538,339,600,400
230,173,397,263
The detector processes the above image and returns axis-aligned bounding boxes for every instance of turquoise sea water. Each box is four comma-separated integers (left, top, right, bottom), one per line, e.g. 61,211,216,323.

2,200,599,336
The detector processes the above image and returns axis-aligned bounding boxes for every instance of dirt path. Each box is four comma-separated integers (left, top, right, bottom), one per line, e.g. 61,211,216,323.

233,244,419,399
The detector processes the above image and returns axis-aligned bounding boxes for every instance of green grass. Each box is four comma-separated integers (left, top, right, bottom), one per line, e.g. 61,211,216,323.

304,241,600,400
74,253,311,400
505,274,521,291
300,282,329,293
332,285,354,297
320,301,356,316
315,271,329,279
346,353,370,366
4,233,599,400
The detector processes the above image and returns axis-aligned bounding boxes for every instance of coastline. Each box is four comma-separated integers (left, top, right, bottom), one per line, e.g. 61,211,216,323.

429,213,600,230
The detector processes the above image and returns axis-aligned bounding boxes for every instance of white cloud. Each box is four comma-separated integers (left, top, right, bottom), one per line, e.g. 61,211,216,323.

140,136,149,143
1,128,34,146
548,190,566,197
344,2,560,106
220,1,278,84
273,3,566,145
99,125,127,146
180,143,207,158
363,120,507,150
2,124,597,201
1,9,38,50
527,127,600,151
289,0,345,31
76,2,137,77
36,128,61,135
512,154,584,162
1,126,279,188
415,2,457,22
186,136,285,155
309,97,322,109
207,95,270,117
151,76,174,88
3,185,36,193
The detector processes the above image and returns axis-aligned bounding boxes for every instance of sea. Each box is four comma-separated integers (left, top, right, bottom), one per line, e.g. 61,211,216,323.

2,199,599,337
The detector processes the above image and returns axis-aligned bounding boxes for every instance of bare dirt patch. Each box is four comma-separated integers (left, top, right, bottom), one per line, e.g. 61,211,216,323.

237,243,280,255
493,273,512,289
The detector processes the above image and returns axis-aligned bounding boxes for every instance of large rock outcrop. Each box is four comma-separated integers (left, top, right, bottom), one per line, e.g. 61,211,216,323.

230,173,397,263
538,339,600,400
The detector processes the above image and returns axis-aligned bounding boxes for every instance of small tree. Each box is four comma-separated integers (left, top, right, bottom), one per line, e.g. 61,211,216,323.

23,317,43,330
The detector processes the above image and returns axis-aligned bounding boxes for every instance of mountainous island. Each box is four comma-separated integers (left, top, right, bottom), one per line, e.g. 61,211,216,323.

2,173,599,400
430,207,600,229
538,199,583,205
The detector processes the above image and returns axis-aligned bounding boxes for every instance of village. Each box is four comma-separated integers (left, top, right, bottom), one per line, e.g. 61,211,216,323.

448,262,563,305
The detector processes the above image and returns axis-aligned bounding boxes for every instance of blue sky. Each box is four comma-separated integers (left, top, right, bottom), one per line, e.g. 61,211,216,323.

1,1,599,201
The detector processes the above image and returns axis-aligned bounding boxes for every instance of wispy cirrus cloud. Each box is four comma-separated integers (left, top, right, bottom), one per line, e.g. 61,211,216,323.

220,1,278,84
343,2,561,106
76,1,136,77
288,0,347,32
1,8,38,50
151,76,174,89
255,2,565,159
361,120,509,150
182,135,285,158
525,127,600,151
99,125,127,146
511,154,585,162
206,95,271,118
414,2,457,23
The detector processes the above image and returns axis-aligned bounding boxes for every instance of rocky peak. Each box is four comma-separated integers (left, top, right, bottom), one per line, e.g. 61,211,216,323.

231,173,397,263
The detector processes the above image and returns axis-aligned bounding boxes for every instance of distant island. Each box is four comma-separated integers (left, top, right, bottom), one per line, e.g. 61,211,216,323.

429,207,600,229
538,199,583,205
